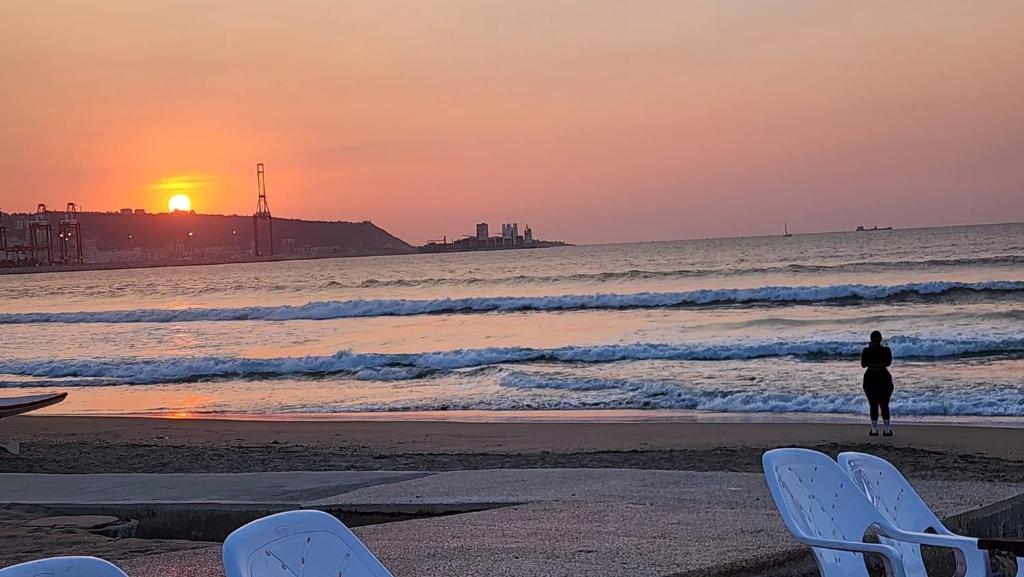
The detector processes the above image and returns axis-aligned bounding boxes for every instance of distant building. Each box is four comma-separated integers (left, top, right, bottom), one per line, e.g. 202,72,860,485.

501,223,519,244
425,220,565,253
119,208,133,215
134,208,146,215
476,222,489,241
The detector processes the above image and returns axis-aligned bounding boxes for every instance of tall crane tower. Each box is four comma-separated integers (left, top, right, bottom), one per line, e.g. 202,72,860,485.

253,163,273,257
59,202,83,264
28,203,53,265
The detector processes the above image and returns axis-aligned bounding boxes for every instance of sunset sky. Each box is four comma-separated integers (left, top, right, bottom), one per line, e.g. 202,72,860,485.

2,1,1022,244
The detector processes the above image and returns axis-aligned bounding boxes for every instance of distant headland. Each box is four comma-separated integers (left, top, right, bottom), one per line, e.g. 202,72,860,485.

0,206,412,274
0,207,573,275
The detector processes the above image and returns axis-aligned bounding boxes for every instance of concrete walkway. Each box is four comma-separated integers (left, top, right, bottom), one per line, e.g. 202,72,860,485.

3,470,1023,577
0,471,428,505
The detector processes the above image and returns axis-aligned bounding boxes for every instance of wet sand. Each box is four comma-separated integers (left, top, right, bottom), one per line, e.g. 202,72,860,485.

2,416,1023,481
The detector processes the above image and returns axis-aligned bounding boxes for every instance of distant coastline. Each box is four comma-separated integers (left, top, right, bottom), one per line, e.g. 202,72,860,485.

0,248,420,276
0,242,576,276
0,209,412,275
3,220,1020,276
0,211,582,275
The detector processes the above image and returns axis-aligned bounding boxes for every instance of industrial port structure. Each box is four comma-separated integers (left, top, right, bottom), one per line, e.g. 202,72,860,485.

0,164,412,270
253,162,273,257
1,203,84,266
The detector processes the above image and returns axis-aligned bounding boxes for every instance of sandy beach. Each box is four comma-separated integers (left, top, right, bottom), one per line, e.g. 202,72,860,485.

3,416,1024,574
4,416,1023,478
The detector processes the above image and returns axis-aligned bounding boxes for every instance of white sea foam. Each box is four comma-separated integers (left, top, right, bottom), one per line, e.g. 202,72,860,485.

345,254,1024,288
1,280,1020,324
1,334,1021,385
496,372,1024,416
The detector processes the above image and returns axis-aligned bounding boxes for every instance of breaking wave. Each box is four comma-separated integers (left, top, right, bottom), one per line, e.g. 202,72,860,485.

342,254,1024,288
492,373,1024,417
2,280,1021,324
2,335,1022,386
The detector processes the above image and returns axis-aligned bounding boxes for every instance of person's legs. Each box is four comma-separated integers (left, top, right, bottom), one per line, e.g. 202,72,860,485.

863,382,879,435
880,382,894,436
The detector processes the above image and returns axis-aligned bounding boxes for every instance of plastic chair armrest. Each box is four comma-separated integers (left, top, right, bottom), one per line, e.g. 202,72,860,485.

800,537,908,577
882,528,989,577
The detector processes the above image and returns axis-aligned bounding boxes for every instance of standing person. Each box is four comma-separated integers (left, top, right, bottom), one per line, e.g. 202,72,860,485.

861,330,894,436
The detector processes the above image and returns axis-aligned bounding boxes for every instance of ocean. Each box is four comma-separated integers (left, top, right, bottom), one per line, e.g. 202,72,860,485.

1,223,1022,422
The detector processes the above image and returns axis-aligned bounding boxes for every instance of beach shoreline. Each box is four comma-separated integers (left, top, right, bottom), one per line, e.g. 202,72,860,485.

27,407,1024,427
3,415,1023,478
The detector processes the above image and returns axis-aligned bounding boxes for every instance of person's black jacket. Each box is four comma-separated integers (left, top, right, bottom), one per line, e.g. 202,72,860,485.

861,345,892,370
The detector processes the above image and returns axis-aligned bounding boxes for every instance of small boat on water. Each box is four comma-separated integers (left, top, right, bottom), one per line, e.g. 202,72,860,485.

783,223,792,237
856,225,893,231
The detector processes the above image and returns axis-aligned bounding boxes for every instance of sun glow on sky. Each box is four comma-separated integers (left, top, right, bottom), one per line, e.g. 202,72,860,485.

4,1,1024,242
152,174,206,213
168,194,192,212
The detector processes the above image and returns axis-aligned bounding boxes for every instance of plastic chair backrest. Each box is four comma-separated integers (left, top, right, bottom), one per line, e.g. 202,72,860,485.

222,510,393,577
839,452,953,577
763,448,899,577
0,557,128,577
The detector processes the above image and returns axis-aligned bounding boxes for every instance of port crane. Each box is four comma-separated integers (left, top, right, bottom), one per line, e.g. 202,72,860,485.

28,204,53,265
59,202,83,264
253,163,274,256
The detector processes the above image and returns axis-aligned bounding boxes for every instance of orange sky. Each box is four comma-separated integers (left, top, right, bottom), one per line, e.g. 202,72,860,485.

2,1,1022,244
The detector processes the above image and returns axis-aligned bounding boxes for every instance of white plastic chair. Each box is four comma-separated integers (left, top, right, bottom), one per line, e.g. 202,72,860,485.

840,451,1024,577
222,510,394,577
763,448,989,577
0,557,128,577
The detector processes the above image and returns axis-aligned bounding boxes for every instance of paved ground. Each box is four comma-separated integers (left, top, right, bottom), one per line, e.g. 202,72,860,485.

3,470,1023,577
0,471,429,505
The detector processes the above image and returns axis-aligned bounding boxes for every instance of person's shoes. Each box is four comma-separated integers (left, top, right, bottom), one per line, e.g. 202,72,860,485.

869,425,879,436
883,425,893,437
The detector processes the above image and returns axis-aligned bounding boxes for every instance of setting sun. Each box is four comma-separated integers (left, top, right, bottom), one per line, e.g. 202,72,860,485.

168,193,192,212
151,174,207,213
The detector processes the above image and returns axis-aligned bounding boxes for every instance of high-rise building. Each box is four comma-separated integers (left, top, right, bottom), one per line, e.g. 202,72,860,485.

501,223,519,244
524,225,533,244
476,222,489,241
